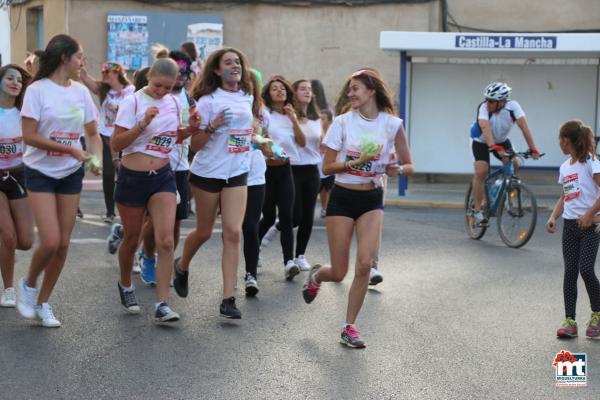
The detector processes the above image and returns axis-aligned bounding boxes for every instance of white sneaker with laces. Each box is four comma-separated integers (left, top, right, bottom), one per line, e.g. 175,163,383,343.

369,267,383,286
260,224,280,249
294,255,311,271
36,303,61,328
284,260,300,281
0,287,16,307
17,278,38,319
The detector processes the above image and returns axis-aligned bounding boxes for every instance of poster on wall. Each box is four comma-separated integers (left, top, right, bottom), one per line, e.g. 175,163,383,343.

107,15,149,70
187,23,223,60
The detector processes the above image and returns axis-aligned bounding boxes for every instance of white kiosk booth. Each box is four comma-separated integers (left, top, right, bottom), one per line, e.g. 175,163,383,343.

380,32,600,177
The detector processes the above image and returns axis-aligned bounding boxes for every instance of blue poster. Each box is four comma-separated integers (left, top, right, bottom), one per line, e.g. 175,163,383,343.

107,15,149,71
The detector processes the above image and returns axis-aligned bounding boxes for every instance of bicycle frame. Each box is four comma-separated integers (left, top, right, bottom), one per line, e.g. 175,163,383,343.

485,160,520,217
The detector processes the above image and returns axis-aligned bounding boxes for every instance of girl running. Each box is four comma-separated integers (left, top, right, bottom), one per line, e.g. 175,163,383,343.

302,69,414,348
0,65,34,308
111,57,200,323
173,48,254,319
80,61,134,223
546,120,600,339
17,34,103,327
258,76,305,280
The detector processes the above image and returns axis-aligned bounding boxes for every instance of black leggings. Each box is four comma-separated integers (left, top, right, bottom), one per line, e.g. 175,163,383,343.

259,163,294,264
243,184,265,277
101,135,116,216
277,164,320,256
562,219,600,319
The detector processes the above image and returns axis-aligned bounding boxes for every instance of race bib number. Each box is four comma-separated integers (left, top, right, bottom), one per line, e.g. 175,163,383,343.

48,131,79,157
146,131,177,154
345,150,380,177
104,103,119,128
227,129,253,154
563,173,581,202
0,137,23,160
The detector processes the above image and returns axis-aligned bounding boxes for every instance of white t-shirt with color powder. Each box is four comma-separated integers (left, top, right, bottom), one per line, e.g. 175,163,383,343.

323,110,401,186
292,119,321,166
190,88,254,180
0,107,24,170
21,79,98,179
99,85,135,137
266,110,300,163
473,100,525,144
559,155,600,219
114,89,181,160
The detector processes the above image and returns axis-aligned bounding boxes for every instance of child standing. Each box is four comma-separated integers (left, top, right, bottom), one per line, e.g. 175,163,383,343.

546,120,600,339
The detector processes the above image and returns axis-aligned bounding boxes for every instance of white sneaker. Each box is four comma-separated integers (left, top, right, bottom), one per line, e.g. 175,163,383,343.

133,250,142,274
320,209,326,218
284,260,300,281
369,267,383,286
36,303,61,328
17,278,38,319
260,224,280,249
294,255,311,271
0,287,16,307
472,210,488,226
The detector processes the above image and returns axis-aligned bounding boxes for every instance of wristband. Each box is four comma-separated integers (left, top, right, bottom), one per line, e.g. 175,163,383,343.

530,147,540,155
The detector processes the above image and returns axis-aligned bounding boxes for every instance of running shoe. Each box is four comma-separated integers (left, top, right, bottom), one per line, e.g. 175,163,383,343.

35,303,61,328
340,325,366,348
118,283,140,314
17,278,38,319
0,287,16,308
107,223,123,254
173,257,188,298
260,224,280,249
586,312,600,339
320,209,327,218
133,250,143,274
76,207,84,219
284,259,300,281
369,266,383,286
102,214,115,224
154,302,180,323
140,256,157,286
302,264,322,304
294,255,311,271
244,273,259,297
220,297,242,319
556,318,578,338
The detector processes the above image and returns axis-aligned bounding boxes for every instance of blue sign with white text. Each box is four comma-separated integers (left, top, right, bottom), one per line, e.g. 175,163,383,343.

455,35,557,50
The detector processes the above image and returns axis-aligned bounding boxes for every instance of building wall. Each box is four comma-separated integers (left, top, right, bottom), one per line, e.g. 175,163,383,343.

0,7,10,65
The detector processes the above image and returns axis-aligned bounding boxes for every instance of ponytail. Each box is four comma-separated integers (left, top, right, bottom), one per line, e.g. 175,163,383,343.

559,119,595,163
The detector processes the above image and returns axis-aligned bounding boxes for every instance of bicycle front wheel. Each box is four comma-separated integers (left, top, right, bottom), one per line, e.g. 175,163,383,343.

497,182,537,248
465,183,488,240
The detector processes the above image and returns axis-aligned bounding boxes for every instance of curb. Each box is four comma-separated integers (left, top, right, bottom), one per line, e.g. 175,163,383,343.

383,199,552,211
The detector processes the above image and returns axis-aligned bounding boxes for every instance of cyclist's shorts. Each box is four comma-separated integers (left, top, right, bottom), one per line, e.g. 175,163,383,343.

472,138,513,163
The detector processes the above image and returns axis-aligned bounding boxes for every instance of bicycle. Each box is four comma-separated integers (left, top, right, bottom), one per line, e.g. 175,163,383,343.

465,150,544,248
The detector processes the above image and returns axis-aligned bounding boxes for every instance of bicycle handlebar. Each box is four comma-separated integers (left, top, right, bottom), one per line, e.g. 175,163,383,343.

490,149,546,159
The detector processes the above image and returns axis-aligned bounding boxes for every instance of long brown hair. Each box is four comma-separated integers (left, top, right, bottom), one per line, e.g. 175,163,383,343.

261,76,294,112
249,71,264,118
34,34,81,82
559,120,595,163
98,61,132,104
191,48,252,100
292,79,320,121
335,68,395,116
0,64,32,110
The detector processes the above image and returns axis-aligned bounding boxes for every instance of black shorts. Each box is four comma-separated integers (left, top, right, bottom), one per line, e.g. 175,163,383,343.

25,166,84,195
175,170,189,221
0,169,27,200
189,172,248,193
472,139,514,163
114,164,176,208
320,175,335,192
326,184,384,220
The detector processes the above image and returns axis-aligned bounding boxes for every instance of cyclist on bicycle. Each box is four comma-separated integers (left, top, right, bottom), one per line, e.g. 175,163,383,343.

471,82,541,225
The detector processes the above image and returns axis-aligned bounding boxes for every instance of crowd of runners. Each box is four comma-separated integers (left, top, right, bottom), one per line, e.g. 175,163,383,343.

0,32,598,348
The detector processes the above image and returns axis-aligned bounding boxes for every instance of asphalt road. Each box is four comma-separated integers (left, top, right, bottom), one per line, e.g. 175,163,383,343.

1,192,598,399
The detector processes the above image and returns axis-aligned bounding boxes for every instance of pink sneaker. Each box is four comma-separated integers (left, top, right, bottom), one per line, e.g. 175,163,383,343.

302,264,321,304
340,325,366,348
586,312,600,339
556,318,577,338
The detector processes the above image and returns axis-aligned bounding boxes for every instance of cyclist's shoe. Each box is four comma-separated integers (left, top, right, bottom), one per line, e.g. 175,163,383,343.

586,312,600,339
340,325,366,348
556,318,578,338
472,211,488,227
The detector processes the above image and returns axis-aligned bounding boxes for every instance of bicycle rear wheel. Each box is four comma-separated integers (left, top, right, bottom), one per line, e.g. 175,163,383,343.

465,183,489,240
497,182,537,248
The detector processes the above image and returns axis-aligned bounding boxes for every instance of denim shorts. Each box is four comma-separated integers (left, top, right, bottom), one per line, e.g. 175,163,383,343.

0,168,27,200
25,166,84,195
189,172,248,193
114,164,176,208
326,184,384,220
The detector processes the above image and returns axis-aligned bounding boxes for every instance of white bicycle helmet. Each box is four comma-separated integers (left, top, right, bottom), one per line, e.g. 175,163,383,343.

484,82,512,101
